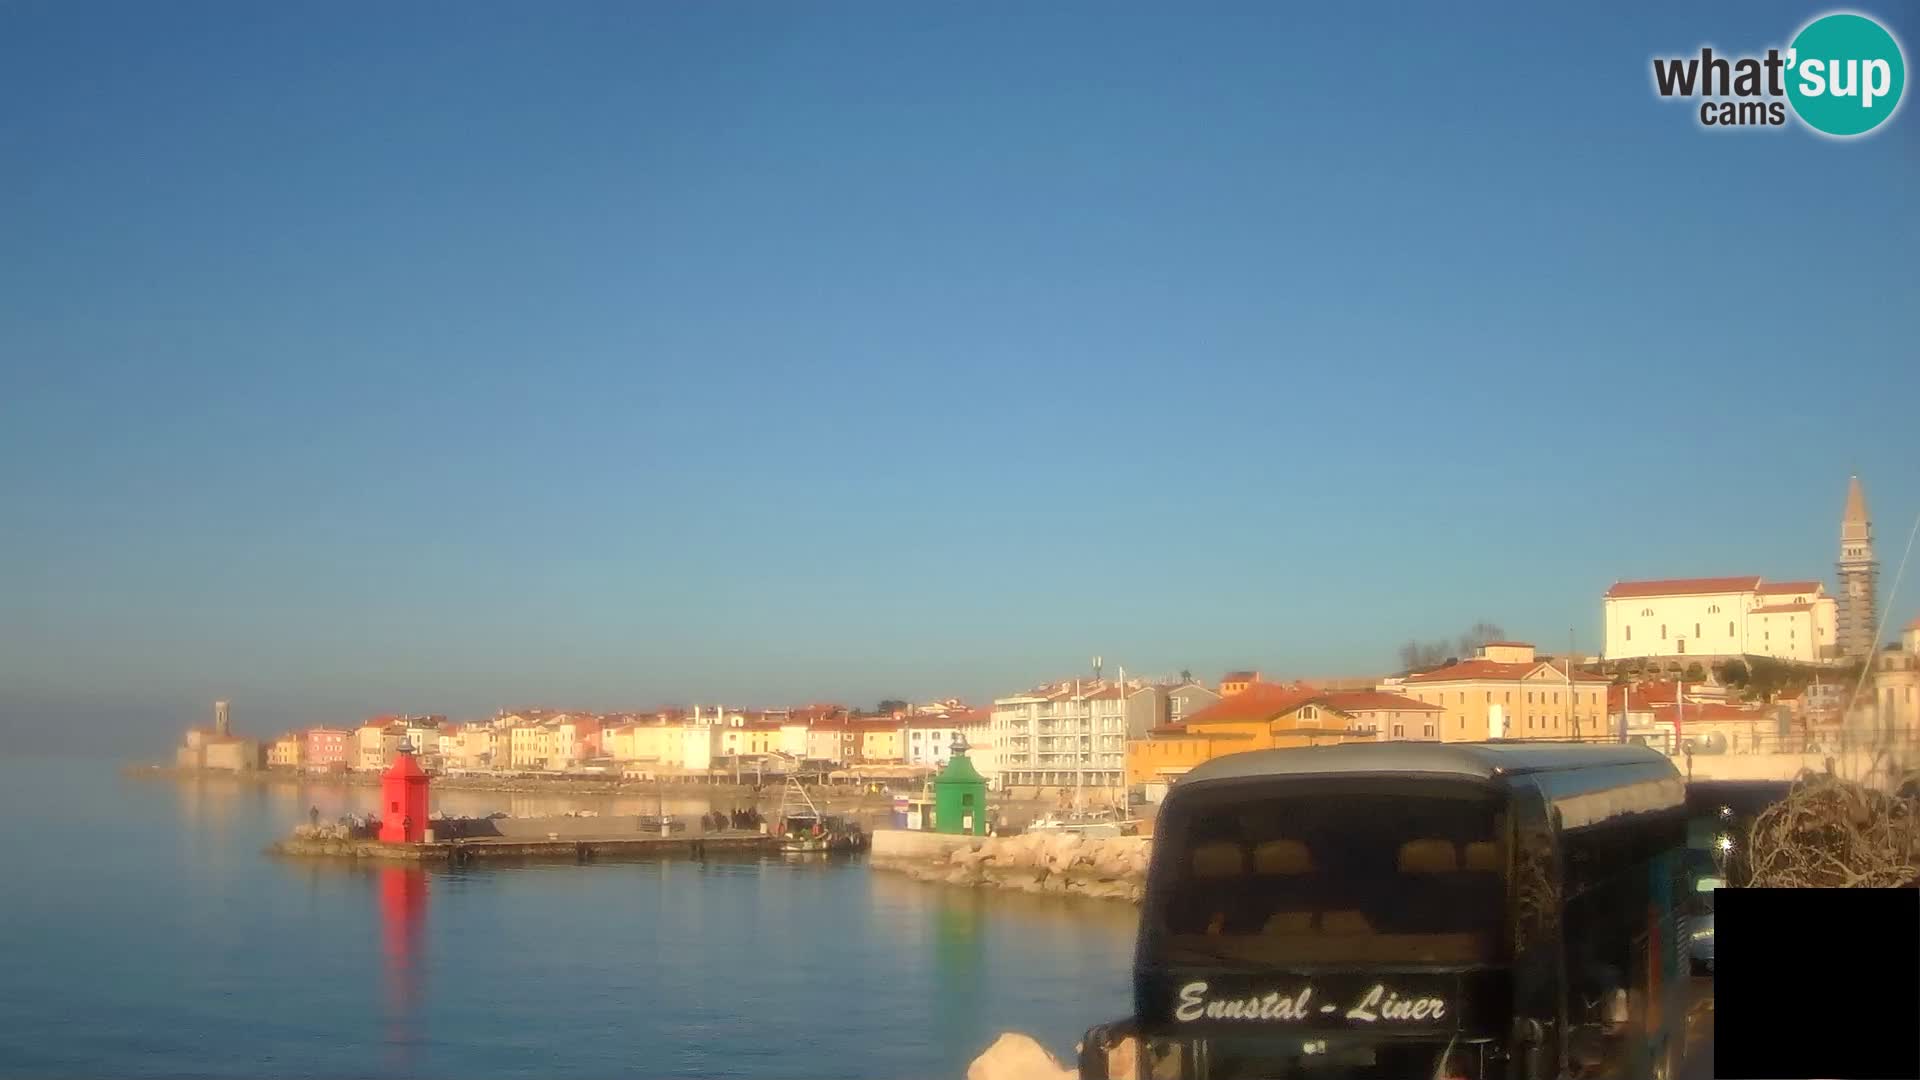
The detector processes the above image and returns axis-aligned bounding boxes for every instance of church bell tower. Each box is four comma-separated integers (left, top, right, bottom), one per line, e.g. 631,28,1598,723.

1837,474,1879,660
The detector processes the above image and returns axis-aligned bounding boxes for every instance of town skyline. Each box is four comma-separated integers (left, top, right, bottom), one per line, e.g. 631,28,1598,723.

28,471,1920,763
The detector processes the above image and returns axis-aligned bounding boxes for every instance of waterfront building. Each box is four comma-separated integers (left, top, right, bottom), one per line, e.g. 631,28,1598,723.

1604,576,1839,666
357,721,408,771
201,736,261,771
852,718,905,763
1392,642,1612,741
548,715,601,770
805,719,855,764
1123,681,1222,737
268,733,305,769
1123,685,1434,798
213,700,231,737
304,728,353,772
446,723,497,770
1316,690,1448,741
397,717,446,758
903,715,963,768
435,723,460,764
1837,475,1880,660
991,679,1133,796
507,721,561,770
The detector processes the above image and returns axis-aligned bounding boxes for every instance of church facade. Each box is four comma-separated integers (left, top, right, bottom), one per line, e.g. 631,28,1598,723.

1603,576,1838,664
1602,477,1877,667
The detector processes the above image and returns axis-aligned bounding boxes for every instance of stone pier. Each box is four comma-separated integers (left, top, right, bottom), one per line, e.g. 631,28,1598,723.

869,829,1150,903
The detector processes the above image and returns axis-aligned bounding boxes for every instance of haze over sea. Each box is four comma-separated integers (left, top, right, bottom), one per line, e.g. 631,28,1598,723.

0,757,1133,1080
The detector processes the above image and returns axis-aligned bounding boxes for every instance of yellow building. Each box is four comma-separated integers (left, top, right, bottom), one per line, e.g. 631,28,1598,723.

854,720,904,763
356,722,407,771
268,733,304,769
508,723,562,770
1391,642,1611,741
1126,684,1390,785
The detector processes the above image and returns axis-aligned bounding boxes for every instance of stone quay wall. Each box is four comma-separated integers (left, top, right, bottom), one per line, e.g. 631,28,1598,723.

869,829,1150,904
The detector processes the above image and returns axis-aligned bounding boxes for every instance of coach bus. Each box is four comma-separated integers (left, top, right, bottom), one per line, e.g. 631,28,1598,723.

1078,741,1691,1080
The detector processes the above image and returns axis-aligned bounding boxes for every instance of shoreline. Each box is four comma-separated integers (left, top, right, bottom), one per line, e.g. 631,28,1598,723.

121,763,1054,817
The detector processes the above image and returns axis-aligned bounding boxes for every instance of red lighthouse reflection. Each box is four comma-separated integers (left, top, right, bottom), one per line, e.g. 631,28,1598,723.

378,866,428,1061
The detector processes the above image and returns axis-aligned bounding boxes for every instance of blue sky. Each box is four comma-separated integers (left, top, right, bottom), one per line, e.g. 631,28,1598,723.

3,3,1916,753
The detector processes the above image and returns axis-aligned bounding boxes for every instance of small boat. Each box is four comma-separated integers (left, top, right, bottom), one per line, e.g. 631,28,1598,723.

1025,807,1140,838
772,778,867,853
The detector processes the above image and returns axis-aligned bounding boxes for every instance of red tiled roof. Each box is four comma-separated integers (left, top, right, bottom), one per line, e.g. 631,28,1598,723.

1605,576,1761,598
1755,581,1820,595
1750,603,1814,614
1183,682,1322,726
1319,690,1444,713
1405,659,1610,684
1651,701,1765,729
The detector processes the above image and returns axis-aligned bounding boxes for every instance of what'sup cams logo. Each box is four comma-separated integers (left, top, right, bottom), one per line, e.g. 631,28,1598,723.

1652,11,1906,136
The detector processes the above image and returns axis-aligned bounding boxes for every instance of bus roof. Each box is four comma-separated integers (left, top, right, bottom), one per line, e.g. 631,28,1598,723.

1175,740,1673,787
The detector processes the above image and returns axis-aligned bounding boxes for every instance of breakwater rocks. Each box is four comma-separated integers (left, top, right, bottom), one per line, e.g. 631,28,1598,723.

871,831,1151,903
966,1032,1137,1080
269,836,436,861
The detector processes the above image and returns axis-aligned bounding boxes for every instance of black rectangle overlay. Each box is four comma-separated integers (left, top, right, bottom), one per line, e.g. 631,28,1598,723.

1714,887,1918,1079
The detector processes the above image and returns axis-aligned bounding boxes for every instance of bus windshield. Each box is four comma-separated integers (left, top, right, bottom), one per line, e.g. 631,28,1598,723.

1154,791,1507,966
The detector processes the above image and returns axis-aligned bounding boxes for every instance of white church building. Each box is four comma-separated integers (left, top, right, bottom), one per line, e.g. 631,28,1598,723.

1603,576,1839,665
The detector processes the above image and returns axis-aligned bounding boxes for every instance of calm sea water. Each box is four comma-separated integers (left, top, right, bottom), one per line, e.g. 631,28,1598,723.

0,758,1134,1080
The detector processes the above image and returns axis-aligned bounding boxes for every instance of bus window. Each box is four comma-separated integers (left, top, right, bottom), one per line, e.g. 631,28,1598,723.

1155,792,1508,965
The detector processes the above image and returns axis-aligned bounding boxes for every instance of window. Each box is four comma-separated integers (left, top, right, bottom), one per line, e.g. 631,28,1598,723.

1729,621,1735,637
1642,607,1653,617
1553,692,1560,705
1661,624,1667,640
1527,692,1534,704
1392,725,1405,738
1485,691,1491,702
1626,626,1632,641
1423,724,1435,738
1458,692,1465,704
1708,604,1719,614
1694,623,1700,638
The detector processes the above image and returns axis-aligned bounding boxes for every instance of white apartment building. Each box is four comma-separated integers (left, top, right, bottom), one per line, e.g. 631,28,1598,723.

1603,576,1838,664
991,681,1130,795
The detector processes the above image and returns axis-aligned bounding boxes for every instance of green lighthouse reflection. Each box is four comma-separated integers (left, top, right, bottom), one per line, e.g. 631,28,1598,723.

933,889,988,1070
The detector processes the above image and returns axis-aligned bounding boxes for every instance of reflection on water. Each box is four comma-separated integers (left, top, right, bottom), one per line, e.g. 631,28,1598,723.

379,867,429,1071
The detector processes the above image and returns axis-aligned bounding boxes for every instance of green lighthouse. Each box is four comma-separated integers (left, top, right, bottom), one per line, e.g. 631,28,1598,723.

933,733,989,835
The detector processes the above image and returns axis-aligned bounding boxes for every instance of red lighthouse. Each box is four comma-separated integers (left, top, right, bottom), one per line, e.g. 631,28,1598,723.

377,747,430,844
